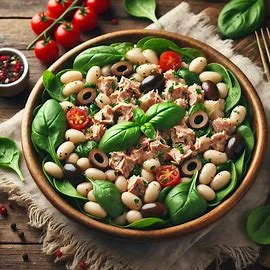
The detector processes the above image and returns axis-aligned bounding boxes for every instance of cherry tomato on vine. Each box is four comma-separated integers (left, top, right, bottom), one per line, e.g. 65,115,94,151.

66,107,90,130
55,22,80,48
156,165,181,187
73,7,98,32
31,12,54,35
47,0,73,19
86,0,110,14
159,51,182,71
34,38,59,63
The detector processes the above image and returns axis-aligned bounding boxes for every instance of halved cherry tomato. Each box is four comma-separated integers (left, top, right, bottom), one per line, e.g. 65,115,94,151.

55,22,80,48
156,165,181,187
159,51,182,71
66,107,90,130
34,38,59,64
31,12,54,35
47,0,73,19
86,0,110,14
73,7,98,32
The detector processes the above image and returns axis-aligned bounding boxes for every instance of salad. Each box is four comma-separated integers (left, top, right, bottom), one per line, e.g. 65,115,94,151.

31,37,254,229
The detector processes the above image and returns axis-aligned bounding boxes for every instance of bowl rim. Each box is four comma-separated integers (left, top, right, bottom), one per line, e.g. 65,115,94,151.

21,29,267,239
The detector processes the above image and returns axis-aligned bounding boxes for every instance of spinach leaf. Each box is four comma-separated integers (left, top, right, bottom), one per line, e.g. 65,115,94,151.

0,137,24,181
237,125,255,155
235,150,246,178
158,186,172,202
146,102,185,130
110,42,134,55
176,68,201,86
73,46,124,74
125,217,168,229
179,47,205,63
136,36,154,48
140,122,156,140
142,38,180,55
189,103,206,116
246,205,270,244
91,180,125,218
218,0,265,39
75,141,97,157
133,107,147,126
31,99,67,167
124,0,161,27
99,121,141,153
165,171,207,225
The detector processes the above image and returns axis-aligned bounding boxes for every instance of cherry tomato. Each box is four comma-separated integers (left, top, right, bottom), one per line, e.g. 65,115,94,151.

34,38,59,64
47,0,73,18
86,0,110,14
66,107,90,130
156,165,181,187
31,12,54,35
73,7,98,32
159,51,182,71
55,22,80,48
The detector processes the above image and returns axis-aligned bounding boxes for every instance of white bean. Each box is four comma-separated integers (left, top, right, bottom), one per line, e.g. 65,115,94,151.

141,169,155,182
76,182,92,197
143,159,161,172
126,210,143,224
199,71,222,84
189,57,207,74
87,190,96,202
60,70,83,84
115,176,128,193
126,48,146,64
130,73,144,82
44,162,64,179
65,129,86,144
66,152,79,164
62,80,84,97
121,192,142,210
229,105,247,126
136,64,158,77
95,93,111,109
181,177,192,183
77,157,91,171
203,150,228,165
144,181,161,203
86,66,101,84
142,49,159,64
59,101,75,112
105,170,117,182
101,65,111,76
197,184,216,201
199,163,217,184
113,212,127,225
85,168,106,180
57,141,75,160
210,171,231,191
216,82,228,99
84,201,107,218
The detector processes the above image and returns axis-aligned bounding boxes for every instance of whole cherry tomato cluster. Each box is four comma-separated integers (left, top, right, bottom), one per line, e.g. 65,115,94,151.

31,0,110,63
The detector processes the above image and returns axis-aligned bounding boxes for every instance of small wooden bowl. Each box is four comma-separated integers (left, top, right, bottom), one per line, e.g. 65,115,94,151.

21,30,267,239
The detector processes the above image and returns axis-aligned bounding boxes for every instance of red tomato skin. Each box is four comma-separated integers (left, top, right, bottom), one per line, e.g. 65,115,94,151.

31,12,54,35
86,0,110,14
73,7,98,32
159,51,182,72
34,39,59,63
55,23,80,48
47,0,73,18
156,165,181,187
66,108,90,130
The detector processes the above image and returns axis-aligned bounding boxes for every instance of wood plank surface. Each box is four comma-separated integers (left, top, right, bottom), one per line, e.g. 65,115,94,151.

0,0,269,269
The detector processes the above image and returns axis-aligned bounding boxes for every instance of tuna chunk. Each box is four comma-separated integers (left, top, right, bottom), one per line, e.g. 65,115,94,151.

163,69,185,83
85,123,106,142
168,145,193,165
162,80,188,100
113,102,135,122
139,90,163,111
194,136,211,153
204,99,225,120
212,117,236,135
118,76,141,97
97,76,118,96
127,176,147,197
174,98,188,109
93,105,114,125
210,131,229,151
170,124,195,145
187,84,204,106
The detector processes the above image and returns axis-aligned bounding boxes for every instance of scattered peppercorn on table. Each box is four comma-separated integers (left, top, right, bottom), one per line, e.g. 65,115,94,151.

0,0,269,269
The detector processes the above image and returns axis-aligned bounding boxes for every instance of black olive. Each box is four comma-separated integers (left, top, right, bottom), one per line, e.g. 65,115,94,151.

141,202,168,218
225,133,246,160
140,73,165,93
111,61,133,77
202,80,220,100
63,163,84,185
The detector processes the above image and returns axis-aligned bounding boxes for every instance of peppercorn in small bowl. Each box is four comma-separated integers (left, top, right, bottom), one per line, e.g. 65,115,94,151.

0,48,29,97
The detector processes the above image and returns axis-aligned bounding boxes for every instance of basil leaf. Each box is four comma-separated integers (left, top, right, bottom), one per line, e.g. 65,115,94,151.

88,102,100,116
91,180,125,218
140,122,156,140
110,42,134,55
99,121,141,153
218,0,265,39
124,0,161,27
177,68,201,86
75,141,97,157
165,171,207,225
31,99,67,167
133,107,147,125
246,205,270,244
146,102,185,130
125,217,168,229
73,46,124,74
0,137,24,181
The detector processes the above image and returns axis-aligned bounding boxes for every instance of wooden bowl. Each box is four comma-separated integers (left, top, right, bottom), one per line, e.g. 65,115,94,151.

21,30,267,239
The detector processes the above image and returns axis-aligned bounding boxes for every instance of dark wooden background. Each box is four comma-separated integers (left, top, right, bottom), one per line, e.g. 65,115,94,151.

0,0,269,269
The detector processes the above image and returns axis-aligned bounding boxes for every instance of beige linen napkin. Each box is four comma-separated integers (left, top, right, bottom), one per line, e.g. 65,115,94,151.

0,2,269,270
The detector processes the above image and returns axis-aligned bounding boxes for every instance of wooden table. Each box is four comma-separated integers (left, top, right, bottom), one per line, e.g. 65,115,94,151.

0,0,269,269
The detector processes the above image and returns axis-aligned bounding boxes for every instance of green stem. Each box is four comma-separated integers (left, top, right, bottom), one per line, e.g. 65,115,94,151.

26,1,80,50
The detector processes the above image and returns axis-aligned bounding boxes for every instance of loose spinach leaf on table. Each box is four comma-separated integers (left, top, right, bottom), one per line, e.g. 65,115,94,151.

31,99,67,167
0,137,24,181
